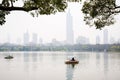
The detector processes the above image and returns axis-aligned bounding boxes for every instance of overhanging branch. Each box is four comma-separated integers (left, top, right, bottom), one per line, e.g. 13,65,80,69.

0,5,38,11
115,6,120,9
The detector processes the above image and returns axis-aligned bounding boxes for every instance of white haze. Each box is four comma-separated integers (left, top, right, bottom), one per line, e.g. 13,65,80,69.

0,1,120,44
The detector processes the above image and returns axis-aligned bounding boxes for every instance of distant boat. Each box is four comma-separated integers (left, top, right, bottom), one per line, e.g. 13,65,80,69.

4,55,14,59
65,60,79,64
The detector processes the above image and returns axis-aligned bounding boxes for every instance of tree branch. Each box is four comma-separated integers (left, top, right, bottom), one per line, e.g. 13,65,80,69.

115,6,120,9
0,5,38,11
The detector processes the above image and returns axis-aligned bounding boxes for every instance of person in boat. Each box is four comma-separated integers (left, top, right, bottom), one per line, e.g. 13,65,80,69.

71,57,75,61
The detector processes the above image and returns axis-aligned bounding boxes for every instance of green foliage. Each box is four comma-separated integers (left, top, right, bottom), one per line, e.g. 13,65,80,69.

0,0,119,29
0,0,80,25
0,44,120,52
0,11,10,25
82,0,117,29
24,0,67,15
1,0,18,6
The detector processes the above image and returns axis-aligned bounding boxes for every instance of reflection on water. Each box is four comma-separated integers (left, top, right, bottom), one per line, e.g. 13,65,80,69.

66,64,74,80
23,52,44,71
66,64,76,80
31,52,38,62
23,52,39,62
23,52,30,62
96,52,109,75
0,52,120,80
103,52,108,74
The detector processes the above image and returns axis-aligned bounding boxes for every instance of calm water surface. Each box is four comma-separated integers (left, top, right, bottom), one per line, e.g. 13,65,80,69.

0,52,120,80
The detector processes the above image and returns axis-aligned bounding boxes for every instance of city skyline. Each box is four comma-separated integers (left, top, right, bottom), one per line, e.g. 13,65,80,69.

0,3,120,44
3,28,119,45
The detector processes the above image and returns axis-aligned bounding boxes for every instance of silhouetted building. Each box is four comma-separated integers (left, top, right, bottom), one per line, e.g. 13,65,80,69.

23,30,29,45
96,35,100,44
103,29,108,44
66,8,74,45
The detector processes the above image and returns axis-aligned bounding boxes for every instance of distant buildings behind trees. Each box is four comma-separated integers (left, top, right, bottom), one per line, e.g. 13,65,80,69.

0,43,120,52
76,36,89,44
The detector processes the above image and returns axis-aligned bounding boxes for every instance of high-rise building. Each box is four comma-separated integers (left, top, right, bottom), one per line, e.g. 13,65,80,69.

96,35,100,44
32,33,38,45
103,29,108,44
66,8,74,45
39,37,43,45
23,30,29,45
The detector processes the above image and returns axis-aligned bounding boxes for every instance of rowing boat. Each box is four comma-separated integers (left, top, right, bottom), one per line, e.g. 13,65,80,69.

65,60,79,64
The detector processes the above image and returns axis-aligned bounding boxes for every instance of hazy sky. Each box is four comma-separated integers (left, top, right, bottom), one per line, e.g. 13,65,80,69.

0,1,120,44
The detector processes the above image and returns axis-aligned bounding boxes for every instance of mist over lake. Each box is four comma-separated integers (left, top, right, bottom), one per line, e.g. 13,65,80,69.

0,51,120,80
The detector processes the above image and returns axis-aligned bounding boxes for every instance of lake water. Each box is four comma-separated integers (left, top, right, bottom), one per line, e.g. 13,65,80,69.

0,52,120,80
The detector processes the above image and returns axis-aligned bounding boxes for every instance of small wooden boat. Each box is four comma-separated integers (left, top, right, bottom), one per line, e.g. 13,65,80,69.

4,55,14,59
65,60,79,64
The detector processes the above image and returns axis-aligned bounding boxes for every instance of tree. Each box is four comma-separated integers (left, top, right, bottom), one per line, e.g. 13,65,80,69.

0,0,120,29
0,0,80,25
82,0,120,29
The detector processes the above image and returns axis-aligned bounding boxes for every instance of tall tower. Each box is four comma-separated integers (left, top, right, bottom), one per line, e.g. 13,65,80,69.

23,30,29,45
66,8,74,45
103,29,108,44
